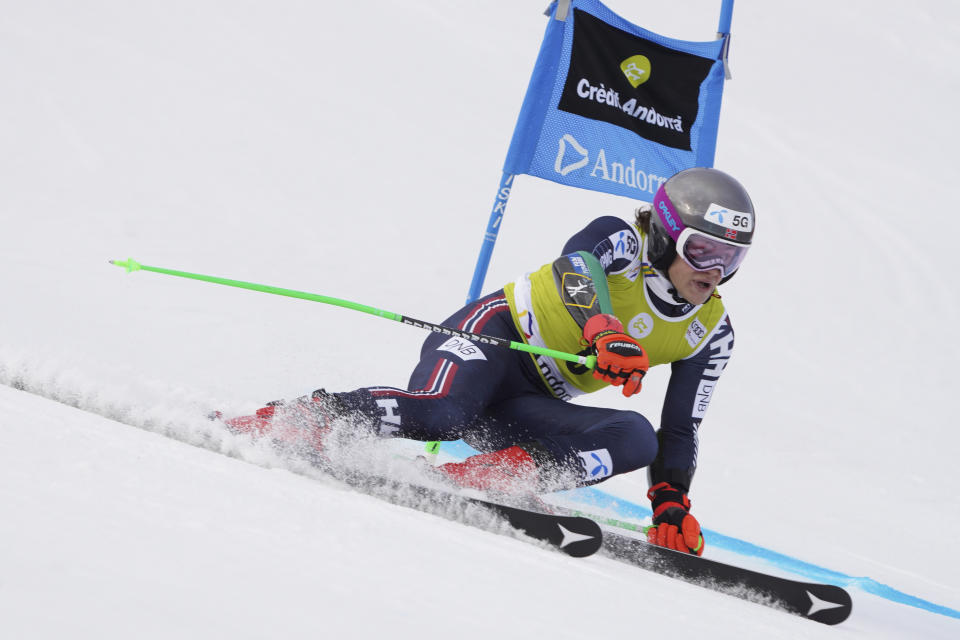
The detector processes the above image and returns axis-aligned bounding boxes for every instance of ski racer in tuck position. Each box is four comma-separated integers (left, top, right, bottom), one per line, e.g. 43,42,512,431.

226,167,756,557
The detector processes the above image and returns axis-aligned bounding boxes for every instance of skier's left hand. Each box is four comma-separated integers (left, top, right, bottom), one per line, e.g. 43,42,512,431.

645,482,704,556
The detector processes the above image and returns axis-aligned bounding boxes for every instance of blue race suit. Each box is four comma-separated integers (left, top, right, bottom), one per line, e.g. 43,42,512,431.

335,216,734,490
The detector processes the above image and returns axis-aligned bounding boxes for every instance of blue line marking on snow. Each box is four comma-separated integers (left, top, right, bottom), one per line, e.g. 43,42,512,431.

437,439,960,620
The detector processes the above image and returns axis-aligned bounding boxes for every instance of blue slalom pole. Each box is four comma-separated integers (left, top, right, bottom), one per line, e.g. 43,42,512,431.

466,172,515,303
716,0,734,79
717,0,734,34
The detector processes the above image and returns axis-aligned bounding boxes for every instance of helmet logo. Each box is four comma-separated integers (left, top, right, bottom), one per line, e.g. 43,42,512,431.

705,203,753,233
657,200,681,233
620,55,652,88
706,207,727,224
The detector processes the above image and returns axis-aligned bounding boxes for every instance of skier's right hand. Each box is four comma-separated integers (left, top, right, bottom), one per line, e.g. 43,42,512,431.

583,314,649,397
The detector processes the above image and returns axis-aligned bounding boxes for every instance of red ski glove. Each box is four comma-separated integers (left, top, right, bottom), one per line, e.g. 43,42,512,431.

583,314,648,397
646,482,704,556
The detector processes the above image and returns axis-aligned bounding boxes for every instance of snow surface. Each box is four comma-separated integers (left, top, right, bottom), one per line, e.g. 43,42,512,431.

1,0,958,637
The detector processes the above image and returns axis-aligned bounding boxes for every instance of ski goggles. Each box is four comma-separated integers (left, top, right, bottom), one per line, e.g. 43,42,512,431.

676,227,749,278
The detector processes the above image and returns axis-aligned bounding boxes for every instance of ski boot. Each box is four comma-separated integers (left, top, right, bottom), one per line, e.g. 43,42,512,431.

435,442,569,496
222,389,348,463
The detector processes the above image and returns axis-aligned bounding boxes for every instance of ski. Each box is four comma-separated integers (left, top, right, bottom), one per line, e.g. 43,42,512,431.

210,409,600,557
328,467,603,558
601,530,852,625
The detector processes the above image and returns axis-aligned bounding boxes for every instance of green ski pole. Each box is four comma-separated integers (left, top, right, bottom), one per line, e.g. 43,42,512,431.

423,440,442,465
109,258,598,370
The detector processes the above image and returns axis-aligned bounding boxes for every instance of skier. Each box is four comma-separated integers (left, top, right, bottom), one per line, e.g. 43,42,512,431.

227,167,755,557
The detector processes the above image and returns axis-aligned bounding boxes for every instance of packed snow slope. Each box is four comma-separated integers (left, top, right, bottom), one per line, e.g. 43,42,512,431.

2,0,958,637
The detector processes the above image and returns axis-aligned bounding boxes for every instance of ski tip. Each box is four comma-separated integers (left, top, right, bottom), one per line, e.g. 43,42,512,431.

109,257,142,273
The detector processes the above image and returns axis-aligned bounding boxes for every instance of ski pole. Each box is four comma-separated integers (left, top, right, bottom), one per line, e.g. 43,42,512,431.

108,258,597,370
422,440,442,465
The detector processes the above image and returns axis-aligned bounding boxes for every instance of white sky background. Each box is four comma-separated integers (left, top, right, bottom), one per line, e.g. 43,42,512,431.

1,1,958,637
